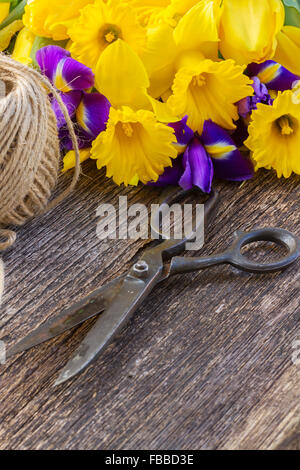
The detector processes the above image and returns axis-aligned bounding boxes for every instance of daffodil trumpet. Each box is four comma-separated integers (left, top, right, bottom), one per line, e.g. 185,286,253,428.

245,90,300,178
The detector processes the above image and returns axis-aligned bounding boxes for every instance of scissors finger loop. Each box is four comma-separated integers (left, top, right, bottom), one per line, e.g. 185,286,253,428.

228,228,300,273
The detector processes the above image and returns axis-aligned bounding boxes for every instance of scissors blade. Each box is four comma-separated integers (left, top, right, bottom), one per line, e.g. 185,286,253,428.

54,257,163,386
6,276,125,359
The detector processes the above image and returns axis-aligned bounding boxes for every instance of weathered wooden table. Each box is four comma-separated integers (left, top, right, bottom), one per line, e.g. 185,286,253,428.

0,162,299,450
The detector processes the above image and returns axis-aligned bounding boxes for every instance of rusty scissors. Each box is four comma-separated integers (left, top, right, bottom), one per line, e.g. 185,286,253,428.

6,188,300,385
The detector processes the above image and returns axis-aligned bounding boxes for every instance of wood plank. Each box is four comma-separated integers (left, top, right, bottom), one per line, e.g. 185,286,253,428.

0,162,299,450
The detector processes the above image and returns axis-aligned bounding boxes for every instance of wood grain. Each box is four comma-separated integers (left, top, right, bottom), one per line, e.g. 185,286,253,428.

0,161,299,450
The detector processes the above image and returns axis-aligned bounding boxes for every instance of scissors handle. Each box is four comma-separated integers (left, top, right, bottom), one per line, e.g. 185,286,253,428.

170,228,300,275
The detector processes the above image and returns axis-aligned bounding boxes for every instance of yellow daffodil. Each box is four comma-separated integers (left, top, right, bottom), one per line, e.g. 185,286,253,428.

92,39,177,185
274,26,300,77
0,3,10,23
167,56,253,133
68,0,146,71
11,27,36,66
91,106,177,185
0,20,23,52
23,0,92,40
219,0,285,66
245,90,300,178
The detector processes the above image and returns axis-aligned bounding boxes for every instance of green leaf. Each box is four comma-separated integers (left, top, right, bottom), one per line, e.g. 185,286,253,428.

282,0,300,27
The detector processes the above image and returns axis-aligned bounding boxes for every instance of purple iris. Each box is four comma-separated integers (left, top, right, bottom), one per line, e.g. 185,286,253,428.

238,76,272,118
246,60,300,92
36,46,110,150
151,118,254,193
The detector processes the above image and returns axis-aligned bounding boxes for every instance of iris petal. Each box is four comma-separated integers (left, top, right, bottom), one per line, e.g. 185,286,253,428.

76,92,111,138
169,116,194,146
54,56,95,92
59,125,93,151
52,91,82,128
36,45,70,83
179,137,213,193
36,45,94,91
201,121,254,181
238,76,272,118
148,156,184,187
247,60,300,92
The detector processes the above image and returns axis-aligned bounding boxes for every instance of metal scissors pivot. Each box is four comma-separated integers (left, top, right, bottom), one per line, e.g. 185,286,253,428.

5,188,300,386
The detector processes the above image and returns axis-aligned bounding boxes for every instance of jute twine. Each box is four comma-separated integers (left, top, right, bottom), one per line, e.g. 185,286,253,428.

0,54,81,305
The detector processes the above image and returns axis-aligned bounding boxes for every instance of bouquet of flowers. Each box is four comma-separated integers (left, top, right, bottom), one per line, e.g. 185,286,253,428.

1,0,300,192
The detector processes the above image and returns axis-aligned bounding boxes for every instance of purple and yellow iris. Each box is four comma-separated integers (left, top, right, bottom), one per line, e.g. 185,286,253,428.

36,45,95,92
151,118,254,193
36,45,110,149
246,60,300,92
59,91,111,151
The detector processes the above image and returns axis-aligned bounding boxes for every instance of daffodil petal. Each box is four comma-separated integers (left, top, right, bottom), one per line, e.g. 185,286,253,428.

174,0,220,58
274,26,300,77
141,24,177,98
0,3,10,24
147,95,178,123
126,0,171,27
12,27,35,66
142,23,176,76
62,147,91,173
0,20,24,52
23,0,92,41
95,39,150,109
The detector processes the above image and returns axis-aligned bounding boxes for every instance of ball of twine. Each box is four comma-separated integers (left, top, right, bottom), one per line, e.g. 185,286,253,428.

0,54,81,305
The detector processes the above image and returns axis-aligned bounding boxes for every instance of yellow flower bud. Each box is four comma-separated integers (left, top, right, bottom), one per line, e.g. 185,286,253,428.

219,0,285,66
